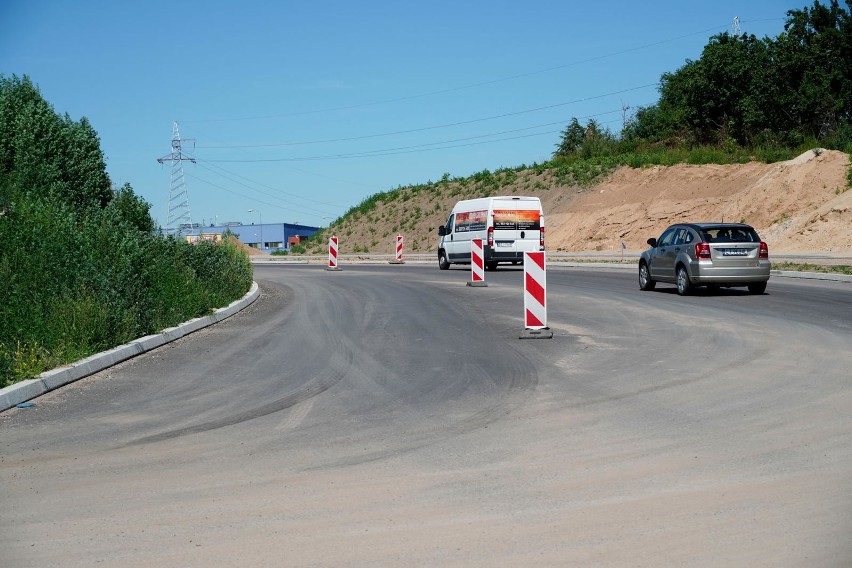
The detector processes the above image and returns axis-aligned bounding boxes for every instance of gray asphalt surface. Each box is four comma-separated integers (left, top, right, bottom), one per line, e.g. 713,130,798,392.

2,264,851,567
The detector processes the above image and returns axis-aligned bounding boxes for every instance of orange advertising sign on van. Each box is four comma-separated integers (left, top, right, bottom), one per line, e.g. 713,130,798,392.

493,209,540,230
186,233,223,244
455,209,487,232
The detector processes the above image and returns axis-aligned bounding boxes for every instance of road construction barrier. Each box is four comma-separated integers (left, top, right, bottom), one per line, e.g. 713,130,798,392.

327,236,341,271
467,238,487,287
389,234,405,264
521,251,552,338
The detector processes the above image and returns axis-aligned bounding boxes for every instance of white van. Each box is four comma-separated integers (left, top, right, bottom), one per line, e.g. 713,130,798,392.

437,196,544,270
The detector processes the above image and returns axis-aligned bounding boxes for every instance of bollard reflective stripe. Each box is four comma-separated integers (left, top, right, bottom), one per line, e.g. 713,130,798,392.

328,236,338,269
523,251,548,330
467,238,487,287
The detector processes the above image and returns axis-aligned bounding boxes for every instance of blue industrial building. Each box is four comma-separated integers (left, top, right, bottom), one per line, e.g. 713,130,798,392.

168,221,322,251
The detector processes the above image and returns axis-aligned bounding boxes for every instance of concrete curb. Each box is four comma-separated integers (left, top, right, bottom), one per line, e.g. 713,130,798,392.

770,269,852,283
0,282,260,413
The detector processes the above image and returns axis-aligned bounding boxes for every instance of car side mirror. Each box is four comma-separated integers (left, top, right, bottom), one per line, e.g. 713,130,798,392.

438,226,447,236
647,237,657,247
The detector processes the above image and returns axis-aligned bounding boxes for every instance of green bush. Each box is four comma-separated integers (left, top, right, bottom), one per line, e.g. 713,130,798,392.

0,187,253,387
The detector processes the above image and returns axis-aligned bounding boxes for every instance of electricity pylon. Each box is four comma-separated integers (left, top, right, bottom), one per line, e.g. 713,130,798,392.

157,121,196,233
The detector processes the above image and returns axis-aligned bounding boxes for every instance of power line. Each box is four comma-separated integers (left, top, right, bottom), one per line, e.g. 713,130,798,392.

230,109,629,161
194,84,658,150
203,130,555,163
199,108,634,163
180,24,725,124
185,174,307,217
190,160,341,216
179,109,628,218
182,124,378,191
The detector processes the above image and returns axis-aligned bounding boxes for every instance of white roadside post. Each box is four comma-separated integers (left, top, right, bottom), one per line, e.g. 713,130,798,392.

520,251,552,338
467,238,487,287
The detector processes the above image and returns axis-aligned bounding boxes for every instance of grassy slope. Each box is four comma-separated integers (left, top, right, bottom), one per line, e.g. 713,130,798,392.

304,163,607,256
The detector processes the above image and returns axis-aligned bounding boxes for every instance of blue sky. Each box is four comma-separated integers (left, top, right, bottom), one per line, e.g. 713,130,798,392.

1,1,808,228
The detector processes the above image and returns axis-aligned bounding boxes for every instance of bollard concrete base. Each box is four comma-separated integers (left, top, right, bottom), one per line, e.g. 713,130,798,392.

519,328,553,339
466,281,488,287
388,260,405,265
326,266,343,271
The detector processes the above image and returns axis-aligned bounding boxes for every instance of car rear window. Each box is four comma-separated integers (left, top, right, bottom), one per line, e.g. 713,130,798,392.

701,226,760,243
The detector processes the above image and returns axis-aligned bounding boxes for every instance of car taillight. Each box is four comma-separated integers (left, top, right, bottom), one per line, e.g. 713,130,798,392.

539,225,545,248
695,242,711,259
759,241,769,259
487,226,494,247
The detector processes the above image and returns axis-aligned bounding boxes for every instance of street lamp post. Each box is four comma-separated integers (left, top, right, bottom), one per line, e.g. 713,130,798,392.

248,209,262,250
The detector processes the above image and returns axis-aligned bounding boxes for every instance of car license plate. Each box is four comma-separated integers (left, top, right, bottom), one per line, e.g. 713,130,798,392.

496,241,513,247
722,248,749,256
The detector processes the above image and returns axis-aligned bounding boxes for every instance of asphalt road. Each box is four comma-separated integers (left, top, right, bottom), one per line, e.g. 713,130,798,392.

2,264,851,567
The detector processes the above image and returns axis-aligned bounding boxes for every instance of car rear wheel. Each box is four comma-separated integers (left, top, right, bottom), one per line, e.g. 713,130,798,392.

438,251,450,270
748,281,767,294
638,262,656,291
676,266,692,296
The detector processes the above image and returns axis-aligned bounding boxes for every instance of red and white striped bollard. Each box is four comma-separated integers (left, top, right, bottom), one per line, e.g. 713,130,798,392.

467,238,487,287
389,234,405,264
327,235,341,271
520,251,552,338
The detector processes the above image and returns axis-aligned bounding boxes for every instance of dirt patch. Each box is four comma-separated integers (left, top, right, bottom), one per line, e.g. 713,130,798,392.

227,235,266,256
545,149,851,253
324,150,851,255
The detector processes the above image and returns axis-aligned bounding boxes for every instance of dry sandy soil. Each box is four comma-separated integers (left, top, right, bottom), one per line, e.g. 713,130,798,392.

545,149,852,254
324,149,851,257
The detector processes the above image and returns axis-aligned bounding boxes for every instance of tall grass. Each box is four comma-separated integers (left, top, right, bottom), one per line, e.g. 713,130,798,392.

0,192,253,387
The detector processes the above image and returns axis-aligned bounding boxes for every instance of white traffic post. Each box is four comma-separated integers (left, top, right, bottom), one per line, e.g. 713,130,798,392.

389,234,405,264
326,235,341,271
467,238,487,287
520,251,552,338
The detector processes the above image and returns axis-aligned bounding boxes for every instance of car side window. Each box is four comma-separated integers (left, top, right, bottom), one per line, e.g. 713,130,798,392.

673,229,694,246
445,214,454,234
657,228,676,247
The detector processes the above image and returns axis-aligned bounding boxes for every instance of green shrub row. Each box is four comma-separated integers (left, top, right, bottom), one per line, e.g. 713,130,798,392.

0,188,252,387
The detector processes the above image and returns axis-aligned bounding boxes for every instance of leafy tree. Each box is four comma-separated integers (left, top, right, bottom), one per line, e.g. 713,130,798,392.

554,118,618,159
622,1,852,150
0,74,111,213
773,0,852,143
108,182,155,234
555,118,586,155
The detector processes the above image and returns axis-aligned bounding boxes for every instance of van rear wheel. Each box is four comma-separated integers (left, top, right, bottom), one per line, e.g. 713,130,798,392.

485,261,498,271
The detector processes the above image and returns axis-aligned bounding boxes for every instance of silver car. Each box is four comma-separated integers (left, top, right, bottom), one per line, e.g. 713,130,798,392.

639,223,771,295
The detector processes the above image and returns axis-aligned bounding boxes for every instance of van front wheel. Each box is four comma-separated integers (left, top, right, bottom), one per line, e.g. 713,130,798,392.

438,251,450,270
485,261,498,271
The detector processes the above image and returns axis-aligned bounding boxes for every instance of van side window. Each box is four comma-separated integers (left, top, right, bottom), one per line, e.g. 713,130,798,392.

445,214,455,234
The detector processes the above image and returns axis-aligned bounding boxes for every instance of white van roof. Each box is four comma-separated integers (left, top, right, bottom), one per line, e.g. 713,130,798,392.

453,196,542,209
